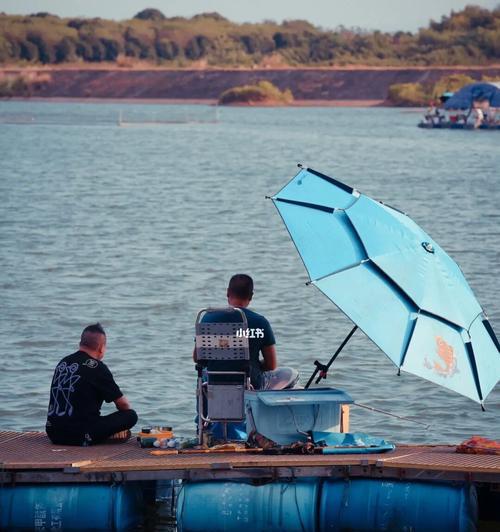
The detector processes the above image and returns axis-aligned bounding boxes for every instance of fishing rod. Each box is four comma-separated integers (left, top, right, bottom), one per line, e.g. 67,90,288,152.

305,325,358,389
353,401,431,429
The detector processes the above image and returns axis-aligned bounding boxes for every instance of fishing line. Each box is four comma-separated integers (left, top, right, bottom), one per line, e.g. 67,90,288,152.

353,401,431,429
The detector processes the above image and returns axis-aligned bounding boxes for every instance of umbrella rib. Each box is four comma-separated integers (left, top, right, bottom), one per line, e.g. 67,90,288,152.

398,315,419,370
343,210,371,257
273,197,335,214
369,260,419,311
307,167,355,194
465,342,485,407
377,200,407,216
367,261,464,332
418,309,463,332
310,259,369,284
481,318,500,351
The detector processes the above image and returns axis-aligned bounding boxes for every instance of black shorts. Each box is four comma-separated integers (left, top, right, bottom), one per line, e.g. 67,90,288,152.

46,409,138,446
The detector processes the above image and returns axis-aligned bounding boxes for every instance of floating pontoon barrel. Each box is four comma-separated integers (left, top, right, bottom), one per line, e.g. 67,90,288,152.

0,483,145,531
319,479,477,532
177,479,319,532
177,478,477,532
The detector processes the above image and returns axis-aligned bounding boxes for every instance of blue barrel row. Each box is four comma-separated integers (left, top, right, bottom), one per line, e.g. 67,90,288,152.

177,478,478,532
0,483,145,531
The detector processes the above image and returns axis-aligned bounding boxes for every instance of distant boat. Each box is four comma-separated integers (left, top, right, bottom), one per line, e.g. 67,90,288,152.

418,81,500,130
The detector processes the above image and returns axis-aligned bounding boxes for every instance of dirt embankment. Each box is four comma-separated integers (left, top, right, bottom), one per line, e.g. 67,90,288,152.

2,66,500,102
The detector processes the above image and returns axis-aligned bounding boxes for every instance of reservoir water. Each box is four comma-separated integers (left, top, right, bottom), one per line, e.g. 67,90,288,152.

0,101,499,446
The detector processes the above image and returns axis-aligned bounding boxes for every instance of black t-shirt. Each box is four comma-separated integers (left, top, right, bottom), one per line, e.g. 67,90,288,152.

47,350,122,425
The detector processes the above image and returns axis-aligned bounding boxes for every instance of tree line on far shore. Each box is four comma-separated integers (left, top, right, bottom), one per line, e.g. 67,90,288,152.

0,6,499,68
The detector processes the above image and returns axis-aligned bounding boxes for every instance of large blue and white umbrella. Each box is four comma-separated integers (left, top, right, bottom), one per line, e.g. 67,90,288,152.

271,166,500,406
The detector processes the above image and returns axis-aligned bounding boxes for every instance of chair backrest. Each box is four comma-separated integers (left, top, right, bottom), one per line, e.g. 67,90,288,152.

195,307,250,365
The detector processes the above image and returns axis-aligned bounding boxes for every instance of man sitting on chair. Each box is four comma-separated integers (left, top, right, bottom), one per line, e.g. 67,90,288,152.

193,274,298,390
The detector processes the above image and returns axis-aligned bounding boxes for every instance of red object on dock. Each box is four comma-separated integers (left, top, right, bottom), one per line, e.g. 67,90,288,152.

456,436,500,455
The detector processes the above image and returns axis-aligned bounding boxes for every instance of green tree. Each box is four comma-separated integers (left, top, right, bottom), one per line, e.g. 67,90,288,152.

30,12,55,18
100,38,121,61
26,32,54,63
185,35,215,60
67,19,86,30
192,12,228,22
134,8,166,21
309,35,336,61
387,83,427,106
273,32,302,49
55,37,77,63
219,80,293,105
476,28,500,58
20,40,39,62
75,40,93,61
5,37,21,61
155,39,179,60
239,34,275,54
124,27,154,59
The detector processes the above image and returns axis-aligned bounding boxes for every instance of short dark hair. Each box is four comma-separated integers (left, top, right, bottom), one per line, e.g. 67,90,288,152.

80,323,106,350
228,274,253,300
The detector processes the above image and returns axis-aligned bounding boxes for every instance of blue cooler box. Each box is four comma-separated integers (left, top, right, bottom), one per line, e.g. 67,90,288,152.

245,388,353,445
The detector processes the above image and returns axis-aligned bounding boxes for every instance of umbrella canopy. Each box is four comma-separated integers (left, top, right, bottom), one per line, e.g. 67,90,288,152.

443,81,500,110
271,166,500,405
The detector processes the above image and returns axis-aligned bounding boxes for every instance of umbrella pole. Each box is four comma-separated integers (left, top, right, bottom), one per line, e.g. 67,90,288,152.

305,325,358,389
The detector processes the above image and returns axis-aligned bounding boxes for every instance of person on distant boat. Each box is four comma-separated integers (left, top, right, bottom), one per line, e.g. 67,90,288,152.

483,106,498,126
425,101,445,126
45,323,137,446
424,101,437,125
458,112,468,125
193,274,299,390
473,107,484,129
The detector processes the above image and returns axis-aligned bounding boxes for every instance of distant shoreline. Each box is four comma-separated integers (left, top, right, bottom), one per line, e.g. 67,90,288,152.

2,96,386,107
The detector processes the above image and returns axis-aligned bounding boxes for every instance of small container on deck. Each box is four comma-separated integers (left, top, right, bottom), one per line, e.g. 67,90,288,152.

137,427,174,448
245,388,353,445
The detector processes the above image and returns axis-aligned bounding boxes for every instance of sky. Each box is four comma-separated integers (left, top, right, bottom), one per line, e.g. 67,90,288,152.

0,0,498,32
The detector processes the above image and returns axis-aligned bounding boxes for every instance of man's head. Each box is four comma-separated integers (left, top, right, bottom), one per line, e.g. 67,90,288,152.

80,323,107,360
227,274,253,307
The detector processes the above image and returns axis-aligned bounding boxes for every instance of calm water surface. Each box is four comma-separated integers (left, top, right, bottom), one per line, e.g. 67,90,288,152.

0,101,499,448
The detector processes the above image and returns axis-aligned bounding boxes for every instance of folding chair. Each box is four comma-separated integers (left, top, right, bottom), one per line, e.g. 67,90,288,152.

195,307,251,444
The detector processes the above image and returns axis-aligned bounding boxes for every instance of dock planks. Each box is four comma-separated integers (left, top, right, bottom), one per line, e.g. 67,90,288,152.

0,431,499,484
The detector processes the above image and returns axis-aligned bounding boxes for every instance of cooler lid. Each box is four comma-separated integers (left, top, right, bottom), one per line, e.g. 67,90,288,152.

246,388,353,406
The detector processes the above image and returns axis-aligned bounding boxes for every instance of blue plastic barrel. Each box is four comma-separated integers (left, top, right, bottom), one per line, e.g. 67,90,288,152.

177,479,319,532
0,483,145,531
319,479,477,532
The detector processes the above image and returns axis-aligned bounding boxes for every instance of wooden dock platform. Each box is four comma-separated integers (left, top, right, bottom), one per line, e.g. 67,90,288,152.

1,431,499,485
